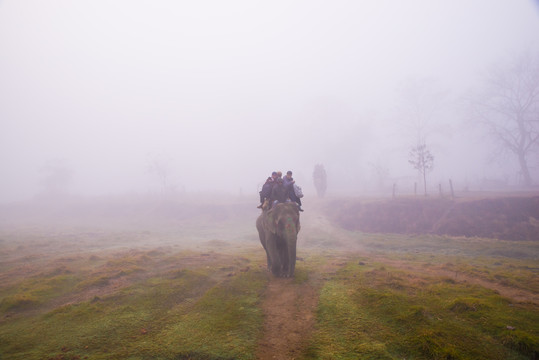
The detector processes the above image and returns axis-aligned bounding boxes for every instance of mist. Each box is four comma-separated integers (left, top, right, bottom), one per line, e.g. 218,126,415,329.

1,1,539,203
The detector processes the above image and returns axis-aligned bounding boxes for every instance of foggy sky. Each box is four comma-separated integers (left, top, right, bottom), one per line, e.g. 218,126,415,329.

1,1,539,202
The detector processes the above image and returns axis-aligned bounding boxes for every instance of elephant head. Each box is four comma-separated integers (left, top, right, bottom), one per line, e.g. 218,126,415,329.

256,202,301,277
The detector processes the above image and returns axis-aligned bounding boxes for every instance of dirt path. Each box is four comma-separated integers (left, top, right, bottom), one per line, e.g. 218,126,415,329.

255,277,318,360
254,201,353,359
254,203,333,359
255,255,346,360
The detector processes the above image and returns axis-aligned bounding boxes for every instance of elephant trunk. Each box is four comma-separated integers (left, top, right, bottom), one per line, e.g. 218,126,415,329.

284,224,298,277
287,236,297,277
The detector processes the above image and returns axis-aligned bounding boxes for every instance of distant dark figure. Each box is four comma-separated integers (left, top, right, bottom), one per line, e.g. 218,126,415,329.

283,170,303,211
313,164,327,198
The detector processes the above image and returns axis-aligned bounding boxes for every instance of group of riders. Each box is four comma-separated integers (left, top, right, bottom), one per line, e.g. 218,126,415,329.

258,170,303,212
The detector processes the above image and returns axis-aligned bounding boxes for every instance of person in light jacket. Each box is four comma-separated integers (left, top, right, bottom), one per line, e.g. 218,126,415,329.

282,170,303,211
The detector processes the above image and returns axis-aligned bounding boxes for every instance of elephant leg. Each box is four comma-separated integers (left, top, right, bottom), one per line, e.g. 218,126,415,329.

279,240,289,277
260,243,271,271
265,233,281,276
265,249,272,272
271,260,281,277
286,238,297,277
257,216,272,272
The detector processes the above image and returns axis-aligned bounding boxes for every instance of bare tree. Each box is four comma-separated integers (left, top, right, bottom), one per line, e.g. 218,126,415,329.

471,53,539,186
146,154,172,194
409,143,434,196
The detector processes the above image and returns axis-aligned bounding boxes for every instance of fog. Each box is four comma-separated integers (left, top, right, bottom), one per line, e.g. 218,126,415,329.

1,1,539,203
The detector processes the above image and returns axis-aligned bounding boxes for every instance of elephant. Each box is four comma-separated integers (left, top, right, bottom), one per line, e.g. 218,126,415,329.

256,202,301,277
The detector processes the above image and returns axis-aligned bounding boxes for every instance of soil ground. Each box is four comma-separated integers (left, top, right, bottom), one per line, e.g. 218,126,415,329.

256,278,317,360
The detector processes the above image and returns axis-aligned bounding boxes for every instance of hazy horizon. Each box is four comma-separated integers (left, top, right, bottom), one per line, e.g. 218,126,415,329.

1,1,539,203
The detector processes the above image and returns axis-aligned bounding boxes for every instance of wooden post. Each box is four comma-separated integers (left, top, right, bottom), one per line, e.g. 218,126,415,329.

449,179,455,199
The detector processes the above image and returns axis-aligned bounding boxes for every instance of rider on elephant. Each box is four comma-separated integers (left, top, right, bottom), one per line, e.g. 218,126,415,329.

283,170,303,212
258,177,274,209
270,177,289,206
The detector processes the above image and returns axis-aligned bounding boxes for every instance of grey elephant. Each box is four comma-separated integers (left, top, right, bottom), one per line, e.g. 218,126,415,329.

256,202,301,277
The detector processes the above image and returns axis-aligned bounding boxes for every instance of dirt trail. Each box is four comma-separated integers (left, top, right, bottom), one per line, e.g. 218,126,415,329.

255,202,352,359
255,257,346,360
255,277,318,360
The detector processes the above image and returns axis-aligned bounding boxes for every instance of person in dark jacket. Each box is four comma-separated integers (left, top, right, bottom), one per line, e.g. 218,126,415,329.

270,177,289,205
283,170,303,211
258,177,274,209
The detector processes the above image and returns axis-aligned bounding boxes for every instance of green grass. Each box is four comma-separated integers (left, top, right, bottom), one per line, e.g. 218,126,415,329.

361,233,538,259
0,250,268,360
161,269,267,359
304,260,538,360
0,271,80,313
1,228,538,360
447,257,539,293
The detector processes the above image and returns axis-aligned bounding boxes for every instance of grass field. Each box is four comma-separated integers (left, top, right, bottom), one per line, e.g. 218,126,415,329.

0,195,537,359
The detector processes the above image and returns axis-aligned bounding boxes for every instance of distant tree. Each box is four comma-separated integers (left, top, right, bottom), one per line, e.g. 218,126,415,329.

409,143,434,196
146,155,173,194
312,164,327,198
470,53,539,186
